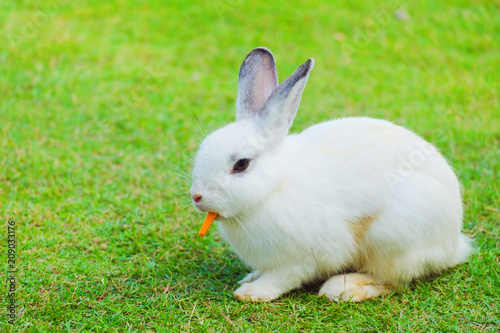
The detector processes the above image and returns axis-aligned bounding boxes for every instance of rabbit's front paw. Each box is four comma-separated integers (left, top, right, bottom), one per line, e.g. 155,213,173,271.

238,270,260,284
234,281,282,302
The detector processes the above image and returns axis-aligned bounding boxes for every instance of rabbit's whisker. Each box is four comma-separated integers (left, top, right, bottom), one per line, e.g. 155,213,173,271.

233,214,255,246
183,103,208,139
163,160,193,181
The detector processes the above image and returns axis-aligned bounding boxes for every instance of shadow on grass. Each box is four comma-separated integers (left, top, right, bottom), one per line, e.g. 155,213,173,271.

162,241,248,299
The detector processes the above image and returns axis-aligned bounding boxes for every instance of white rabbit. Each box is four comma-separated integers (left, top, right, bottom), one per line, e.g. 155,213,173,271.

190,47,471,302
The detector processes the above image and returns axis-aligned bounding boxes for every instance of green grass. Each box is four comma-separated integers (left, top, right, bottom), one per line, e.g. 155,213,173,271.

1,0,499,331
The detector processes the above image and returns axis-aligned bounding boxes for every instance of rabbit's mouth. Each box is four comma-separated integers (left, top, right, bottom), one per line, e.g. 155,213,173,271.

194,202,226,218
194,201,209,212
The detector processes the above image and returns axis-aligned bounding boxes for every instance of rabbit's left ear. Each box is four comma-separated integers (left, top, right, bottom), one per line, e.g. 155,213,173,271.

236,47,278,120
259,58,314,138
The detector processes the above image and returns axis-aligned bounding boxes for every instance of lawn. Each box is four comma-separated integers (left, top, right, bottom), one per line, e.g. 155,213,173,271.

1,0,499,331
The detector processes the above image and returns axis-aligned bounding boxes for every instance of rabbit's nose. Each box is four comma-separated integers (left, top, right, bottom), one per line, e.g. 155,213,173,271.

192,194,202,203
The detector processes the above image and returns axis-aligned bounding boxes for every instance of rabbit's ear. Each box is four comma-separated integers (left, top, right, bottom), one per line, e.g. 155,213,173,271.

236,47,278,120
260,58,314,137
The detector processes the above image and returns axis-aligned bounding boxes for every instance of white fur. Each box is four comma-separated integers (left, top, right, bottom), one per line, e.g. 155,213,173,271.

190,48,471,302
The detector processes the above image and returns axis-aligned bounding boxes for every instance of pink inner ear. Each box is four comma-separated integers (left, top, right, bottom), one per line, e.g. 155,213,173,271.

258,58,278,101
250,57,278,115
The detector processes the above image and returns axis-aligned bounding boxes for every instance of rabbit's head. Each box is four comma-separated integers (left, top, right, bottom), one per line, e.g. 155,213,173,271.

190,47,314,218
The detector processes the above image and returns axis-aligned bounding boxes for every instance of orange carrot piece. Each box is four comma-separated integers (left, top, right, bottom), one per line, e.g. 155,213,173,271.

199,212,218,237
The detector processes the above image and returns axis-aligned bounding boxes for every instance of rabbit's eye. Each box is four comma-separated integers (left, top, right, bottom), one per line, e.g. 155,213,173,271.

232,158,250,173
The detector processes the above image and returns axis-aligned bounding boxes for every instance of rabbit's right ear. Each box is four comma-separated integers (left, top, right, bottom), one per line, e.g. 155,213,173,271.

236,47,278,121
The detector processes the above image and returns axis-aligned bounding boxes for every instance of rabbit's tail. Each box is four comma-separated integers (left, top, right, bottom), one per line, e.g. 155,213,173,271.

456,232,472,265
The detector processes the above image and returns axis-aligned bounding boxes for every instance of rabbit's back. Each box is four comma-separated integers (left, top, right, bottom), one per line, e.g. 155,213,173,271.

292,117,459,198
